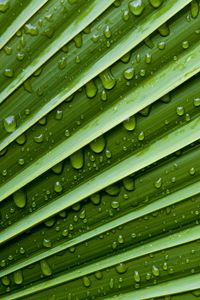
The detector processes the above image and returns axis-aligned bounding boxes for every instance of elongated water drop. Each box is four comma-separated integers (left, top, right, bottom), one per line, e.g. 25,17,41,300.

74,33,82,48
3,115,16,133
13,270,23,285
90,193,101,205
13,190,26,208
24,23,38,36
105,184,120,196
152,265,160,276
104,25,112,38
191,0,199,18
70,150,84,169
124,67,134,80
1,276,10,286
123,176,135,191
149,0,163,8
99,69,116,90
54,181,63,193
158,23,169,36
40,260,52,276
134,270,141,282
129,0,145,16
82,276,91,287
90,135,106,153
52,162,63,174
85,80,97,98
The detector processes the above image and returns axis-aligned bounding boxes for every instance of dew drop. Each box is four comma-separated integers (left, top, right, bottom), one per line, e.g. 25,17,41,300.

191,0,199,18
134,270,141,282
13,270,23,285
129,0,145,16
82,276,91,287
101,89,107,101
85,80,97,98
145,53,152,64
40,260,52,276
99,69,116,90
3,115,16,133
104,25,112,38
1,276,10,286
123,176,135,191
90,193,101,205
149,0,163,8
124,67,134,80
34,133,44,143
182,40,190,49
52,162,63,174
74,33,82,48
0,0,9,12
115,263,127,274
105,184,120,196
43,238,52,248
13,190,26,208
24,23,38,36
176,106,185,116
90,135,106,153
152,265,160,276
194,97,200,107
54,181,63,193
4,68,13,78
158,23,169,36
154,177,162,189
123,116,136,131
138,131,145,141
70,150,84,169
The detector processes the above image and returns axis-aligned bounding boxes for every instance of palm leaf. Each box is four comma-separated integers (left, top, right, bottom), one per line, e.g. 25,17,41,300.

0,0,200,299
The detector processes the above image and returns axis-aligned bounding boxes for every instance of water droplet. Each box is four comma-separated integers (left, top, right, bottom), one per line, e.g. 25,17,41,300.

194,97,200,107
138,131,145,141
124,67,134,80
149,0,163,8
62,229,68,237
145,53,152,64
55,110,63,120
52,162,63,174
90,193,101,205
70,150,84,169
182,40,190,49
95,271,102,279
111,201,120,209
189,167,195,175
118,234,124,243
3,115,16,133
123,176,135,191
129,0,145,16
82,276,91,287
152,265,160,276
158,23,169,36
115,263,127,274
24,23,38,36
104,25,112,38
34,133,44,143
13,190,26,208
123,116,136,131
40,260,52,276
191,0,199,18
176,106,185,116
1,276,10,286
0,0,9,12
121,51,131,63
105,184,120,196
43,238,52,248
4,68,13,78
99,69,116,90
101,89,107,101
74,33,82,48
54,181,63,193
13,270,23,285
44,217,56,227
134,270,141,282
158,41,166,50
122,10,130,21
85,80,97,98
154,177,162,189
90,136,106,153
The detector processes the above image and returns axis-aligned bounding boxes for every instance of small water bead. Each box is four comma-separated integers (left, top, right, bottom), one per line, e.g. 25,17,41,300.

40,260,52,276
74,33,82,48
4,46,12,55
122,10,130,21
95,271,103,280
90,135,106,153
90,193,101,205
54,181,63,193
62,229,68,237
82,276,91,287
13,270,23,285
123,116,136,131
101,89,107,101
0,0,9,12
18,158,25,165
17,52,25,61
182,40,190,49
149,0,163,8
129,0,145,16
138,131,145,141
70,150,84,169
3,115,16,133
55,110,63,120
152,265,160,276
34,133,44,143
139,69,146,77
105,149,112,158
104,25,112,38
99,69,116,90
191,0,199,18
4,67,13,78
189,167,196,175
154,177,162,189
124,67,134,80
134,270,141,282
111,201,120,209
24,23,38,36
158,41,166,50
85,80,97,98
115,263,127,274
75,55,81,63
43,238,52,248
13,189,26,208
194,97,200,106
65,129,70,137
44,217,56,227
145,53,152,64
176,106,185,116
